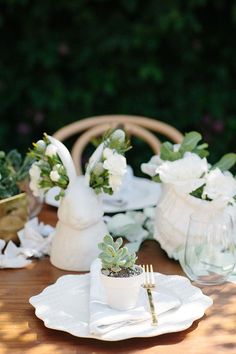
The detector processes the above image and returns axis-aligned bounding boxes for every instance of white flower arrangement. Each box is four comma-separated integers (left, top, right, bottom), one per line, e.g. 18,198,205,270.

86,129,131,194
29,135,69,200
141,131,236,205
29,129,131,200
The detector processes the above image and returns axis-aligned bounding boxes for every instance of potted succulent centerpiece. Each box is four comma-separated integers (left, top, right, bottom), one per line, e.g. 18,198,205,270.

99,234,144,310
0,149,33,242
141,131,236,259
29,130,131,271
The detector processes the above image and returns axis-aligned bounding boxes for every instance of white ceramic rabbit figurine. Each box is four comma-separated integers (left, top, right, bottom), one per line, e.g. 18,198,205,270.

48,136,108,271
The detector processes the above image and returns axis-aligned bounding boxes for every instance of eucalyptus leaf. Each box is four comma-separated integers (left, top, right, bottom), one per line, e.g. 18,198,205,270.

212,153,236,171
192,148,209,158
179,131,202,153
160,142,182,161
160,142,173,160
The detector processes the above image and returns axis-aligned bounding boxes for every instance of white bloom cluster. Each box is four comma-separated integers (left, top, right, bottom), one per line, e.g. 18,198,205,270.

155,152,208,193
103,147,127,192
85,129,129,194
142,152,236,204
29,138,69,200
203,168,236,204
141,155,163,177
29,162,44,198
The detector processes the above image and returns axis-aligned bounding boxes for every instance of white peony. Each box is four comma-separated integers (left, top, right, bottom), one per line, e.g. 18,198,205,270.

45,144,58,157
103,152,127,176
50,170,60,182
155,152,208,193
203,168,236,203
108,174,123,192
141,155,163,177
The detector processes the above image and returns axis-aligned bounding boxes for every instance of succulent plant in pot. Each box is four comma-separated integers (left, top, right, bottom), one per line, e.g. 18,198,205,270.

98,234,144,310
0,149,34,242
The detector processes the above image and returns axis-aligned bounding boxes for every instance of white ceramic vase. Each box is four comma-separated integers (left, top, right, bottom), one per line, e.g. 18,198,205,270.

100,266,144,310
47,136,108,271
154,184,236,260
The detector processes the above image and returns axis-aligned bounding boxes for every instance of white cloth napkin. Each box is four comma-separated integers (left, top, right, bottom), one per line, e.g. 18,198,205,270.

0,217,54,269
0,240,31,268
89,259,181,337
17,217,54,258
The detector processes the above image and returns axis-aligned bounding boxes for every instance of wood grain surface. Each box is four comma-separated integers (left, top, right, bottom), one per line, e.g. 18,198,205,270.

0,204,236,354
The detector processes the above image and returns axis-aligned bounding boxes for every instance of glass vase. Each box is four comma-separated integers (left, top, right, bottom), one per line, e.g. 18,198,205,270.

184,211,235,285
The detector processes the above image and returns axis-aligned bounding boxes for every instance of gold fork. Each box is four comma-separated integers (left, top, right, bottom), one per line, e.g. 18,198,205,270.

142,264,158,326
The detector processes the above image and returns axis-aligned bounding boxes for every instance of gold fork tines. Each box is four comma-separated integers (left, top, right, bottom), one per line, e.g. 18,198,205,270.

142,264,158,326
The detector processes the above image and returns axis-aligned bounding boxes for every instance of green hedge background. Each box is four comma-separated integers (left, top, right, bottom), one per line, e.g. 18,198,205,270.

0,0,235,169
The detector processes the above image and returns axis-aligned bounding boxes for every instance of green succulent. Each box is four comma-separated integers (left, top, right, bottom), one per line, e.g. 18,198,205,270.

98,234,137,275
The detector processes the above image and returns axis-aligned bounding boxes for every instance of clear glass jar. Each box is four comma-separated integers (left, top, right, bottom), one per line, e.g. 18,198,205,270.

184,210,235,285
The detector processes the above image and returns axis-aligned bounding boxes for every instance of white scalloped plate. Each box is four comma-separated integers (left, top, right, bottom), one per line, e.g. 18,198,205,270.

45,176,161,213
29,273,213,341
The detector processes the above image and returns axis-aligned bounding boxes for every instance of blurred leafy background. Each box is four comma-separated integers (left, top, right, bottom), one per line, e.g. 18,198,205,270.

0,0,235,172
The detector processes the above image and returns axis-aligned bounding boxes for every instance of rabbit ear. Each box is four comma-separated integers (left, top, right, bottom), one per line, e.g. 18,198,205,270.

47,136,77,188
84,142,105,185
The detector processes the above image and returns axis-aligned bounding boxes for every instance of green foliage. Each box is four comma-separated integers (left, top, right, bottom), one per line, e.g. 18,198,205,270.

104,129,132,155
88,129,131,194
0,1,235,171
29,134,69,199
89,168,112,195
0,150,33,199
152,130,236,185
98,234,137,274
160,131,209,161
212,153,236,172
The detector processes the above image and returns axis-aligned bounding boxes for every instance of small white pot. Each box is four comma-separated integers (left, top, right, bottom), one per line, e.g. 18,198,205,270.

100,266,144,310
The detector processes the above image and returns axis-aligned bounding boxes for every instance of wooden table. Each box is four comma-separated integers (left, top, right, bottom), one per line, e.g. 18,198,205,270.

1,205,236,354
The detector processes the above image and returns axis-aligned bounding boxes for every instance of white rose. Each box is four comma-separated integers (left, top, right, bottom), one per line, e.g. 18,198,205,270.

103,152,127,176
203,168,236,203
50,170,60,182
109,174,123,192
45,144,58,157
141,155,163,177
111,129,125,143
155,152,208,193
